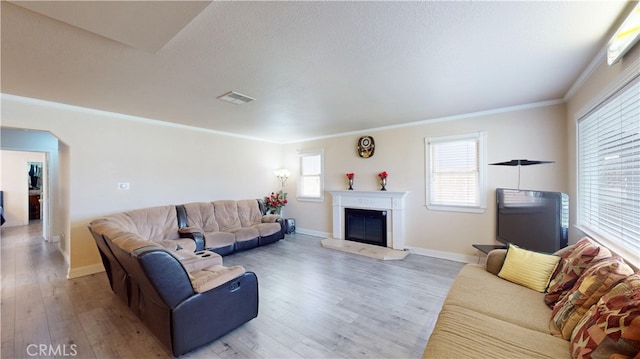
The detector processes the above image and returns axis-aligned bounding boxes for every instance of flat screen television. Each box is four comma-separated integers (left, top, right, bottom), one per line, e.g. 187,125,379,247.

496,188,569,253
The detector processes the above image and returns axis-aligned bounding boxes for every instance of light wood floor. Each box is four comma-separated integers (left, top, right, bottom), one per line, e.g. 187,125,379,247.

1,223,464,358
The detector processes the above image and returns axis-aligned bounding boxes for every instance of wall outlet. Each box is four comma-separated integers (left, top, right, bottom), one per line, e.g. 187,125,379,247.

118,182,130,190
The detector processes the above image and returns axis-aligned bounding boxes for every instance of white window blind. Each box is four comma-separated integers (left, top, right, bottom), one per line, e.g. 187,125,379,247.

426,132,487,212
298,151,323,200
578,77,640,256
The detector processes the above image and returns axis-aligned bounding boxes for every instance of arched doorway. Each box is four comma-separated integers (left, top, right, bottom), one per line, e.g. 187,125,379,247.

1,128,60,243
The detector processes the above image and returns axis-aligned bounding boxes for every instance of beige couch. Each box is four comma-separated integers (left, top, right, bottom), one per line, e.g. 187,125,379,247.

423,240,640,359
178,199,284,254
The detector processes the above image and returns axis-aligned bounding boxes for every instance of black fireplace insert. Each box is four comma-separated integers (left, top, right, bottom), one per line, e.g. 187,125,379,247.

344,208,387,247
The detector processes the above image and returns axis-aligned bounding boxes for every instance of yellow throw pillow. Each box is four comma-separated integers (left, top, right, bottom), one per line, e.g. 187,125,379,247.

498,244,561,292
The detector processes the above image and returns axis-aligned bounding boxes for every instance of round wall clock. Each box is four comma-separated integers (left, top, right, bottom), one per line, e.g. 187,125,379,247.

357,136,375,158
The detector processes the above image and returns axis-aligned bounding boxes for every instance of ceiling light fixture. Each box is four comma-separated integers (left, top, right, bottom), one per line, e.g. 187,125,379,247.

217,91,255,105
607,2,640,66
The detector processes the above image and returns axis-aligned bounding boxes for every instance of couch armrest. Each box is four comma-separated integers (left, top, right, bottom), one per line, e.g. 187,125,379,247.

178,226,203,234
485,249,508,275
178,227,205,252
178,250,223,273
261,214,280,223
190,265,247,293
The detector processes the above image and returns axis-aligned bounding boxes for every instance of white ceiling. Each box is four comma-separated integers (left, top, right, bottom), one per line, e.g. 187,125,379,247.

1,1,633,143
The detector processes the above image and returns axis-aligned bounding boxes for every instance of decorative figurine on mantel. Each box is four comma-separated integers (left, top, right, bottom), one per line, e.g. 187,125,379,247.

346,173,355,190
378,171,388,191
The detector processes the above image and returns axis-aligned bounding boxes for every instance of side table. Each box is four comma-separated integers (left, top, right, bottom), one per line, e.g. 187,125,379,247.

472,244,507,255
472,244,507,263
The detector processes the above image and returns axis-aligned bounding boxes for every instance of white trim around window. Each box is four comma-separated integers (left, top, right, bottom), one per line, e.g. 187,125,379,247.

297,149,324,202
425,131,487,213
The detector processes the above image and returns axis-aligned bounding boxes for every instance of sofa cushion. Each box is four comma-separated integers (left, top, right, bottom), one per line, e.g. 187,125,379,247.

153,238,198,253
90,206,180,244
446,264,553,333
546,237,612,308
485,249,508,275
189,265,246,293
570,277,640,359
423,304,570,359
498,244,560,293
236,200,280,237
213,200,243,231
550,257,635,339
123,205,181,242
184,202,220,232
201,231,236,250
228,227,260,242
601,273,640,298
252,222,282,237
112,233,163,252
237,199,262,227
262,214,280,223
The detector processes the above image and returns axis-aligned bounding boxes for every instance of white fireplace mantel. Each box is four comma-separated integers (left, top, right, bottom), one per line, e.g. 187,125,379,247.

327,190,409,250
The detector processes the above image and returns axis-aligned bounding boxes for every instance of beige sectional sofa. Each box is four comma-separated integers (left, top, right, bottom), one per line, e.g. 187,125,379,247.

88,198,285,356
178,199,284,254
423,238,640,358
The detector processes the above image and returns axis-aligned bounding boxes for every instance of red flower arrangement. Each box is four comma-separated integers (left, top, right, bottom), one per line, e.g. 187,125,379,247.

378,171,388,191
346,173,355,179
265,191,288,214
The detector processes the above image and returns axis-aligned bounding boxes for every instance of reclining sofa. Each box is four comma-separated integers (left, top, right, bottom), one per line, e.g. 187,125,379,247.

88,199,285,356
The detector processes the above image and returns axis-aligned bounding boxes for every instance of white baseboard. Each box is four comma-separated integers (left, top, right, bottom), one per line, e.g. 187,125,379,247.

67,262,105,279
294,227,330,238
405,246,478,264
294,228,479,264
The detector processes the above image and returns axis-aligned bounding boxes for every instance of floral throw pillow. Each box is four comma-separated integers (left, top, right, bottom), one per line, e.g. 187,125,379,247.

570,276,640,359
550,257,634,339
545,237,612,308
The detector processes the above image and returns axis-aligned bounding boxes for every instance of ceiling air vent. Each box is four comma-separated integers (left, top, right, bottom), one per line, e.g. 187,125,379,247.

217,91,255,105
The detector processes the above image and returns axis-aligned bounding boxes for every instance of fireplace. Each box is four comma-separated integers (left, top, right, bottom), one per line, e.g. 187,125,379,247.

328,190,409,250
345,208,387,247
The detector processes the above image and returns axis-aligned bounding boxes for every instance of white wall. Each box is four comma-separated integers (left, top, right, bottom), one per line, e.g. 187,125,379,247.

1,95,284,278
284,103,568,262
0,150,46,226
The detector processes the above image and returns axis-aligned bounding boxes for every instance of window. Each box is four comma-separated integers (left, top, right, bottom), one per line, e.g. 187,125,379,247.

578,77,640,257
425,132,487,213
298,150,323,201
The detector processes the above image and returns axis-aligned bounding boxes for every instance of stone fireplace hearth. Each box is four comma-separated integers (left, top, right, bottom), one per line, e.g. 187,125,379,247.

326,190,409,250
